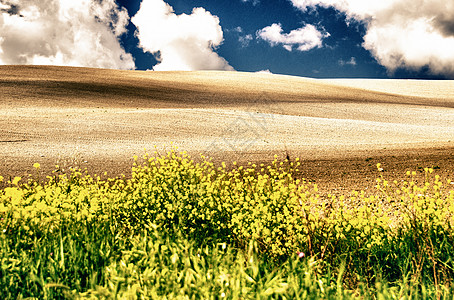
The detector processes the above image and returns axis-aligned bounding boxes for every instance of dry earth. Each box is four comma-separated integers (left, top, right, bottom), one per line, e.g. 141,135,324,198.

1,65,454,194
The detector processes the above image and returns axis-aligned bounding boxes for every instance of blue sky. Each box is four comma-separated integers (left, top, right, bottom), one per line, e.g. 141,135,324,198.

1,0,453,79
118,0,386,78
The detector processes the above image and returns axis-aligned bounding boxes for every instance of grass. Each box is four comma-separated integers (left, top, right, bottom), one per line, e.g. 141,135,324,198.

1,149,454,299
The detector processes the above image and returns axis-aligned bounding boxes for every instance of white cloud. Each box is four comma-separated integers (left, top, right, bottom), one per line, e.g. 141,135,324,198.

339,57,356,66
256,69,272,74
241,0,260,6
257,23,329,52
290,0,454,77
131,0,233,71
0,0,134,69
239,34,253,47
231,26,253,47
233,26,243,33
289,0,391,19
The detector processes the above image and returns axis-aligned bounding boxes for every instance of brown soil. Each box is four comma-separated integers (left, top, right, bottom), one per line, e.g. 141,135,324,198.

1,65,454,194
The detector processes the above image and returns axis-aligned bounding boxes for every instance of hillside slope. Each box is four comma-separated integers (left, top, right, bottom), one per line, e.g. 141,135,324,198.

1,65,453,191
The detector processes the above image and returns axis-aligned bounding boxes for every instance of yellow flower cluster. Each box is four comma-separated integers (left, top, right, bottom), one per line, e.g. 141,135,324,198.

1,150,453,259
0,170,112,236
376,168,454,230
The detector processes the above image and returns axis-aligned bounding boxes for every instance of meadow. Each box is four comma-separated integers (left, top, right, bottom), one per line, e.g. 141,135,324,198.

1,149,454,299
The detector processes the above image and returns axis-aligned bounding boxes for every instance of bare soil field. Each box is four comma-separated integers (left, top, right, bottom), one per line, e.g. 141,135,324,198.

1,65,454,193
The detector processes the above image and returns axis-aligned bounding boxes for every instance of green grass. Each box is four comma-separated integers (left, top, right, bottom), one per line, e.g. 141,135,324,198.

1,150,454,299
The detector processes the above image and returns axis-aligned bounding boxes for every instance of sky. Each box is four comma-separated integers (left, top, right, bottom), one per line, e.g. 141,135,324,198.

0,0,453,79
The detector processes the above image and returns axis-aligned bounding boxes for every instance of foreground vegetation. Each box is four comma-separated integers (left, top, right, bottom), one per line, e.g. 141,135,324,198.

1,150,454,299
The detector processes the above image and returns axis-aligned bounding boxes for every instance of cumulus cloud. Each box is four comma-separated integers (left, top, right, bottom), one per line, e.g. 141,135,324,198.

0,0,134,69
290,0,454,77
257,23,329,51
131,0,233,71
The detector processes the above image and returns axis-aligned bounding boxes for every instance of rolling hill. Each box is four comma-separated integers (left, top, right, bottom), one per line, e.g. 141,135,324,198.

1,65,453,191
